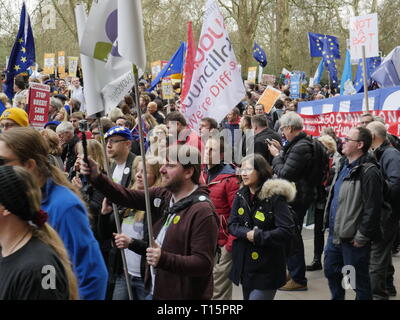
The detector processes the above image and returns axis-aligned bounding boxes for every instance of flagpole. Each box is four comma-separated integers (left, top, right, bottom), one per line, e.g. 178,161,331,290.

95,111,134,301
131,65,154,247
362,46,369,112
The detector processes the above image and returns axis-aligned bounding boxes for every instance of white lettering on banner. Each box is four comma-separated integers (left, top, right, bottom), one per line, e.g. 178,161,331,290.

182,0,245,132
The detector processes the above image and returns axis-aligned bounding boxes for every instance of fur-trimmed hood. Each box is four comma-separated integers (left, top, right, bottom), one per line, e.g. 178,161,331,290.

258,178,297,202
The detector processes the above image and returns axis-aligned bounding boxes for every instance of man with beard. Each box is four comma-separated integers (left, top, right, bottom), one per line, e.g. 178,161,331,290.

79,144,218,300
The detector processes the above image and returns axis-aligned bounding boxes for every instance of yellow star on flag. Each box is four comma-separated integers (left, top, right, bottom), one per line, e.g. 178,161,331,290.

18,38,23,44
20,57,27,63
21,47,26,53
14,65,21,71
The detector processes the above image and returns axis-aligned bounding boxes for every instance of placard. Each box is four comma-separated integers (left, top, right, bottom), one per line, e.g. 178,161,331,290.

349,13,379,60
58,51,66,75
68,57,79,77
162,78,174,100
256,86,282,113
27,83,50,128
43,53,55,75
247,67,257,83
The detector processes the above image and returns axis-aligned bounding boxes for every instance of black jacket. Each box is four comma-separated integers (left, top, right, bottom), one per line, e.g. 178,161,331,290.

61,134,80,173
229,179,296,290
110,152,136,188
253,128,282,165
374,141,400,216
272,132,314,206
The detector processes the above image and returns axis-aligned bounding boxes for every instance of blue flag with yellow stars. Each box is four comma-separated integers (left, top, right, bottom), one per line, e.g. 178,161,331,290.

308,32,340,59
353,56,382,93
147,42,186,92
4,2,35,100
252,42,267,68
321,37,339,88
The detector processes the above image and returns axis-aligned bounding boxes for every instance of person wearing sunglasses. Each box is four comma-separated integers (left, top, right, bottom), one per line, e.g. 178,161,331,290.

324,127,384,300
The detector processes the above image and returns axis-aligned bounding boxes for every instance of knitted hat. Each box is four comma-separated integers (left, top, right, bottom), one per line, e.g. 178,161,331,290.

0,108,29,127
104,126,133,141
44,121,61,129
0,166,48,227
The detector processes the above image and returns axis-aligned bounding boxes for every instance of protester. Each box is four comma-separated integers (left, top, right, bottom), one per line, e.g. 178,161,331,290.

229,154,296,300
200,117,218,139
70,77,86,112
0,165,79,300
12,76,27,108
0,128,108,300
147,101,165,125
367,121,400,299
56,121,80,173
48,97,64,122
203,137,239,300
102,156,162,300
0,107,29,131
324,127,383,300
40,129,64,170
268,112,314,291
79,144,219,300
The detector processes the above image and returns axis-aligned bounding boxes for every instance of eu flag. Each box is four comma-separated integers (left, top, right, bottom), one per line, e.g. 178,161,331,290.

253,42,267,68
148,42,186,92
321,37,339,88
308,32,340,59
4,3,35,100
353,57,382,93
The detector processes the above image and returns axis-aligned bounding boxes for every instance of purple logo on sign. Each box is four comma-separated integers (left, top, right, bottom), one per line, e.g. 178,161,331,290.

105,9,121,57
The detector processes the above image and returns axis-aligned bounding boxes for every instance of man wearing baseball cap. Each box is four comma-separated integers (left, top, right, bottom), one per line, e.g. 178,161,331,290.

105,126,136,187
0,107,29,131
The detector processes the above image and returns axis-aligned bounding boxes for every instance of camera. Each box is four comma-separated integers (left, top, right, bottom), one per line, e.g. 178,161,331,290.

79,119,88,132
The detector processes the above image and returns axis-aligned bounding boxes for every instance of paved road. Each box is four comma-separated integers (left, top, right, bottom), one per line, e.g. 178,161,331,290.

232,227,400,300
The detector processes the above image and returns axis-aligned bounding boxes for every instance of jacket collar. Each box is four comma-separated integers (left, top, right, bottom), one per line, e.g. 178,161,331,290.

283,131,307,152
374,140,391,161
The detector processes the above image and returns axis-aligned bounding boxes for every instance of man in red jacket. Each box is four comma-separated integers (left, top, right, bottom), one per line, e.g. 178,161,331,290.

203,136,239,300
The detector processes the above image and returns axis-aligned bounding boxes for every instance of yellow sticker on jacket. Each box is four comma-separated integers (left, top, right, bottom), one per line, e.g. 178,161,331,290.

173,216,181,224
251,252,259,260
255,211,265,222
238,208,244,215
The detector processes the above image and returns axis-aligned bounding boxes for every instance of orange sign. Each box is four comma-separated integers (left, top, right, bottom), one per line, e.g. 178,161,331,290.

257,86,282,113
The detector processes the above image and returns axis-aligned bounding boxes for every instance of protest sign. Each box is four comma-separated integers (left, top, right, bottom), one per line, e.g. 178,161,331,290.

43,53,55,74
257,86,282,113
349,13,379,60
58,51,65,75
298,85,400,137
151,60,167,79
27,82,50,128
262,74,276,86
290,73,301,99
247,67,257,83
68,57,79,77
181,0,245,132
162,78,174,100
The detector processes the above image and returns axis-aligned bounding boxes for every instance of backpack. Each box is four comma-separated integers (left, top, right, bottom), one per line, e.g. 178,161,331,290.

306,136,330,188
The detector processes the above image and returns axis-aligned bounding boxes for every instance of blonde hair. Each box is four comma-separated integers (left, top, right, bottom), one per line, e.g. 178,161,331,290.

130,156,162,222
57,108,70,121
108,108,124,123
142,113,158,131
76,139,106,173
318,135,337,155
0,93,11,108
148,124,168,157
40,129,62,156
12,166,79,300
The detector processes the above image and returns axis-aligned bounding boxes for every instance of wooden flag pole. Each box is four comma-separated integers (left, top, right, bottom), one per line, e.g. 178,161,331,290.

362,45,370,111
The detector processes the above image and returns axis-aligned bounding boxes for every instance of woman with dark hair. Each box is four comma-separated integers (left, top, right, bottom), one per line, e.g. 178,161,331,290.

229,153,296,300
0,166,78,299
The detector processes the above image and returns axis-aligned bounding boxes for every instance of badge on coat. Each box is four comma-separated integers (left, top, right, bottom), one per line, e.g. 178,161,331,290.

251,252,259,260
173,216,181,224
154,198,162,208
238,208,244,215
123,167,130,175
255,211,265,222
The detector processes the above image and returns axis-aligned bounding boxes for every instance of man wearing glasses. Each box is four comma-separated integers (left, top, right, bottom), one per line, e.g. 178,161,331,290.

324,127,383,300
104,126,136,186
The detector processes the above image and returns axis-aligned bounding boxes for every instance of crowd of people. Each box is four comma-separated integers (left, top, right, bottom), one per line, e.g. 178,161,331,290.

0,71,399,301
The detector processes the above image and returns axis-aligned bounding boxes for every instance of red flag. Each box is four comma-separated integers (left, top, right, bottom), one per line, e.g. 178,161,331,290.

181,21,196,104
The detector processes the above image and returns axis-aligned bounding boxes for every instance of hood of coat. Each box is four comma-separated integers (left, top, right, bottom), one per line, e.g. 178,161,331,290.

258,178,297,202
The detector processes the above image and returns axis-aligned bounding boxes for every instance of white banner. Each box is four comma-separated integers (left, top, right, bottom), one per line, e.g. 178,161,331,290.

349,13,379,60
181,0,245,132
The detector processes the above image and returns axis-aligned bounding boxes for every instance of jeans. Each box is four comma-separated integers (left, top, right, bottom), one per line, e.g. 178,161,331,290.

242,288,277,300
112,274,147,300
324,235,372,300
213,246,233,300
287,202,308,286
